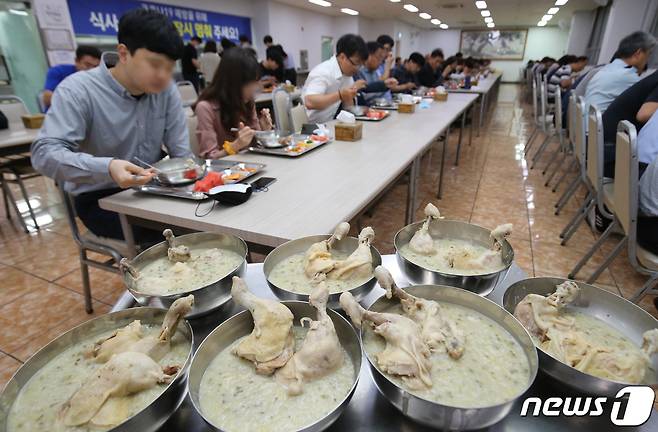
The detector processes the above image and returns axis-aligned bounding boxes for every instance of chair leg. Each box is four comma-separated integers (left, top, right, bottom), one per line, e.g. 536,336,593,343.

530,134,552,169
568,219,618,279
544,152,567,187
1,178,10,219
628,273,658,303
555,177,581,215
560,192,592,239
523,127,538,156
541,146,561,176
585,236,627,284
2,180,29,233
560,198,594,245
79,249,93,314
552,158,576,193
14,172,39,230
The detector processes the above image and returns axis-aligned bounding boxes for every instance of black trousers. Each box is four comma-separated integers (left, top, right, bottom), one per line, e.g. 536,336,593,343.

638,217,658,255
183,73,200,92
73,188,162,246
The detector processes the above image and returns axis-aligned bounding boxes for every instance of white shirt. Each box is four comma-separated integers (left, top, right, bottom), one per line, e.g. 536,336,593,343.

302,56,354,123
199,52,220,83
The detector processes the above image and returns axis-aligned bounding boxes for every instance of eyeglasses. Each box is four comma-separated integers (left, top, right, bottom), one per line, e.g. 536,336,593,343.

346,56,363,68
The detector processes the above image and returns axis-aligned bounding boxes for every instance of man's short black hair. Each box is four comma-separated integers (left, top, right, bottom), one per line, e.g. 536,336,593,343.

430,48,444,59
366,41,383,55
376,34,395,48
577,55,588,62
408,52,426,67
263,35,273,44
455,52,463,58
336,34,368,61
191,36,202,43
266,46,284,68
75,45,101,60
118,9,183,60
239,35,250,43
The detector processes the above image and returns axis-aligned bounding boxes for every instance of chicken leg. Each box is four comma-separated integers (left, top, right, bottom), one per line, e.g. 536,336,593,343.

164,229,191,263
490,223,513,251
375,266,465,359
231,277,294,375
340,292,432,389
303,222,350,277
60,351,179,427
513,281,579,341
275,274,344,395
328,226,375,280
88,295,194,363
409,203,443,255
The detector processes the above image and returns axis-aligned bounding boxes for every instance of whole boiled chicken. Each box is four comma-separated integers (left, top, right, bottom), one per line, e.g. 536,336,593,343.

303,222,351,277
328,226,375,280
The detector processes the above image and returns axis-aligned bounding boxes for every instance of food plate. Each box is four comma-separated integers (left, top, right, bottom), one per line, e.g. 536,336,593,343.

135,160,265,200
248,134,331,157
354,109,390,122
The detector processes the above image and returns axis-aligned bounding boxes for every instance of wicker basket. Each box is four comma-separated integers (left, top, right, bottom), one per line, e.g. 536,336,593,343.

21,114,45,129
433,92,448,102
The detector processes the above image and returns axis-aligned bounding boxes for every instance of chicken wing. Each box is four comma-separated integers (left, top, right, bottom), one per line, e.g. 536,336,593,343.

164,229,191,263
340,292,432,390
231,277,294,375
275,274,344,395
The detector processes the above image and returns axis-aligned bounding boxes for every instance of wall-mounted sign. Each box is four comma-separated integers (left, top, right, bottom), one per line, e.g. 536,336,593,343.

67,0,252,42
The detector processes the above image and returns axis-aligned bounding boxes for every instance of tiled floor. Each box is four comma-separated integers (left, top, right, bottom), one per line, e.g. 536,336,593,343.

0,84,656,388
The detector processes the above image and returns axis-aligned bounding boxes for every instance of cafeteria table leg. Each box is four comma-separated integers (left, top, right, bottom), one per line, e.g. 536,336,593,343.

405,156,420,224
119,214,138,258
477,93,487,137
437,125,450,200
455,110,466,166
468,105,474,146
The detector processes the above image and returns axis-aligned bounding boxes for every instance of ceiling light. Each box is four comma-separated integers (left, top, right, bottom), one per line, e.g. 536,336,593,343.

8,8,28,16
389,0,401,2
340,7,358,15
308,0,331,7
542,14,553,21
419,12,431,19
537,21,547,27
403,4,419,12
481,10,491,17
547,7,559,14
475,1,487,9
431,18,441,25
555,0,569,5
484,17,493,23
439,23,449,29
487,22,495,28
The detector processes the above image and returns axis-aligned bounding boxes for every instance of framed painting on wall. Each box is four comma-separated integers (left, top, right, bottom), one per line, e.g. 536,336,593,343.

459,30,528,60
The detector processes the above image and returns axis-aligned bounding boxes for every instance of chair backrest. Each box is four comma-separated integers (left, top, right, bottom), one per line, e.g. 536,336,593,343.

272,88,292,133
199,53,220,83
586,104,604,194
531,75,538,123
187,115,200,157
176,81,198,107
613,121,640,271
574,96,587,172
539,77,549,131
290,103,308,133
554,86,563,132
567,92,577,145
0,96,29,127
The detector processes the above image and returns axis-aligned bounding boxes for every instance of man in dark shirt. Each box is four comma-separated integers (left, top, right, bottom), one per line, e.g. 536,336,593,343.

260,46,285,86
391,52,425,93
417,48,444,88
182,36,202,91
602,70,658,177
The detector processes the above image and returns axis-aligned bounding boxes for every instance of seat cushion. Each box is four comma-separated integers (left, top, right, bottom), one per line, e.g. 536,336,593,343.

637,243,658,272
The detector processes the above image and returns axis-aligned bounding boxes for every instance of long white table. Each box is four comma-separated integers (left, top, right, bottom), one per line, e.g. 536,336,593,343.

254,89,301,104
0,127,38,157
447,72,502,136
100,93,478,255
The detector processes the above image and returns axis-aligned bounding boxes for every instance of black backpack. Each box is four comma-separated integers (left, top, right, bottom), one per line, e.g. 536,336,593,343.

0,110,7,130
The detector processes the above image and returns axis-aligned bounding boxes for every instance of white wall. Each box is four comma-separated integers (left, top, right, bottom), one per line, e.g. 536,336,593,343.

420,29,461,57
597,0,658,64
566,10,595,56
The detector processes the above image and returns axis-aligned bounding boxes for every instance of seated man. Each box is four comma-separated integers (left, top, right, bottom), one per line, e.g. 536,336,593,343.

602,70,658,177
638,111,658,256
585,31,656,113
548,55,587,101
354,42,398,106
260,46,285,86
302,34,368,123
417,48,444,88
375,34,395,79
391,52,425,93
31,9,192,244
42,45,101,110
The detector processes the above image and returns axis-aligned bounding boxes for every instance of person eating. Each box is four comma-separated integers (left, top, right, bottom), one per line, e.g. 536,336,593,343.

31,9,192,244
194,48,273,159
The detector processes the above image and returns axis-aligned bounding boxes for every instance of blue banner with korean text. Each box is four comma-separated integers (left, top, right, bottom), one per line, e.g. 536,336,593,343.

67,0,251,42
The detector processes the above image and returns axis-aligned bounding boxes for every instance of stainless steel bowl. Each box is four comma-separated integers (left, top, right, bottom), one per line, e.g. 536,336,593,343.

254,130,291,148
188,301,362,431
347,105,369,116
363,284,538,430
121,232,248,318
394,219,514,295
502,277,658,396
263,235,382,309
154,157,205,186
0,307,194,432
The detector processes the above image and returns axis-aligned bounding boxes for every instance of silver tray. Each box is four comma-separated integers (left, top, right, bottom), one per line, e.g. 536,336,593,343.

248,134,331,157
354,110,391,122
135,159,266,201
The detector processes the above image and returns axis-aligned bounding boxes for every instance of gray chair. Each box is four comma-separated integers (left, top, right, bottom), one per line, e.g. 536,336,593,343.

59,185,131,314
272,88,293,133
176,80,198,107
